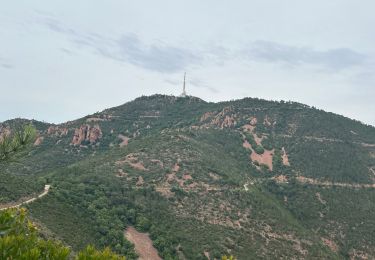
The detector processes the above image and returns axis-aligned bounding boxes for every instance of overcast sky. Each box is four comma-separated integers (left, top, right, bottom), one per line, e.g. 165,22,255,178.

1,1,375,126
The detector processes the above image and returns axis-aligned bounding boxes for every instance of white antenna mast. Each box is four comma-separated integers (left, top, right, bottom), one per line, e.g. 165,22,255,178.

181,72,187,97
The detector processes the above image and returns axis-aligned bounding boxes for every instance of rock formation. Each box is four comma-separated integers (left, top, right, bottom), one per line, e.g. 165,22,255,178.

47,126,68,137
71,124,102,145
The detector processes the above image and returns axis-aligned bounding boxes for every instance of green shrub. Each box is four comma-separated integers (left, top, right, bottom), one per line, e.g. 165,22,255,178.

254,146,265,155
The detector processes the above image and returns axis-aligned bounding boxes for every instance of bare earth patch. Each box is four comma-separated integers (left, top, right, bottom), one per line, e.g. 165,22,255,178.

282,147,290,166
129,162,147,171
172,163,180,172
183,173,192,180
115,154,148,171
321,237,338,253
242,124,255,132
243,140,274,170
208,172,221,180
243,140,251,149
250,148,274,171
116,169,128,178
250,117,258,125
118,134,130,147
296,176,375,188
34,136,44,146
125,226,161,260
273,175,288,183
155,185,174,198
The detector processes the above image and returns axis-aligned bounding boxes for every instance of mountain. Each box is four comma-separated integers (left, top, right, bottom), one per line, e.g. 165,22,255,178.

1,94,374,259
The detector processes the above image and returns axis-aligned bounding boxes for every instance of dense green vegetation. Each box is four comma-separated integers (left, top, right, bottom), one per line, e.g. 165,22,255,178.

1,95,375,259
0,208,125,259
0,126,125,259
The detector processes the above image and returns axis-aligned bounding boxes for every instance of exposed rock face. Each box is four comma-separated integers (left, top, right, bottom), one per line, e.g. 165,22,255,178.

47,126,68,136
71,124,102,145
0,126,11,141
34,136,44,146
210,107,237,128
200,111,214,122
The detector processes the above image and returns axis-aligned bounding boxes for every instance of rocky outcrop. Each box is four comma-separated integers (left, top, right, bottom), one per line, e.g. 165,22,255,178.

34,136,44,146
71,124,102,145
200,112,214,122
47,126,68,137
0,126,11,141
210,107,237,128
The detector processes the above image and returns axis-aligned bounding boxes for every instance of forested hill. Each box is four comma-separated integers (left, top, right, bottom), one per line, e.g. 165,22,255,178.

1,94,375,259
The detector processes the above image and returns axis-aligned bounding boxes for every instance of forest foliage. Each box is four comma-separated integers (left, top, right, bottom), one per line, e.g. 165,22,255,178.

1,95,374,259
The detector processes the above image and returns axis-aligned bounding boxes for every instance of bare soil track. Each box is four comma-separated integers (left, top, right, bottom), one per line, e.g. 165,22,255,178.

0,185,51,210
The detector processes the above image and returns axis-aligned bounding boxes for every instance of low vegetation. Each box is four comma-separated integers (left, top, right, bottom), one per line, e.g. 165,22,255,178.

1,95,374,259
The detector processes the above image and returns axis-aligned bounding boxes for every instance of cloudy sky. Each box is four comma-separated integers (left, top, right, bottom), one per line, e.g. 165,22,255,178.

1,1,375,126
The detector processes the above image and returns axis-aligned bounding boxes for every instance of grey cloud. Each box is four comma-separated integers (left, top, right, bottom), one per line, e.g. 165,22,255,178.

39,16,200,73
39,17,103,48
40,16,369,74
189,78,219,93
113,35,200,73
1,64,13,69
246,40,367,70
0,57,13,69
42,16,79,37
59,48,74,55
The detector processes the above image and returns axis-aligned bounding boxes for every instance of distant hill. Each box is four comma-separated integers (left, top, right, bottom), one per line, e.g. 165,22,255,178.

1,94,374,259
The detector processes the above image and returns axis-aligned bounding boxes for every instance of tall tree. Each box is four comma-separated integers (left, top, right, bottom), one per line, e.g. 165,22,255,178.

0,124,36,163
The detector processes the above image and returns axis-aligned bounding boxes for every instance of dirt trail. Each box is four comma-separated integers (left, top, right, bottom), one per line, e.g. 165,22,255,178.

125,226,161,260
0,185,51,211
279,134,375,148
296,176,375,188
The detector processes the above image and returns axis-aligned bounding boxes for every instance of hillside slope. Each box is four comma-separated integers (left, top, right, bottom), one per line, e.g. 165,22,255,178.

1,95,374,259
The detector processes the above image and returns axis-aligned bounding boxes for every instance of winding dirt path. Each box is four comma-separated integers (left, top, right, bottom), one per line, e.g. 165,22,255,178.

278,134,375,148
295,176,375,188
0,185,51,211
